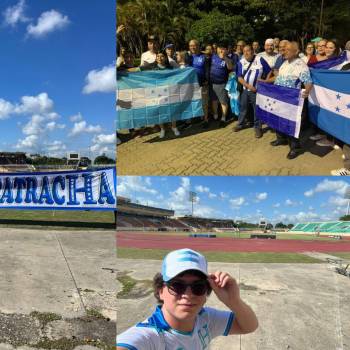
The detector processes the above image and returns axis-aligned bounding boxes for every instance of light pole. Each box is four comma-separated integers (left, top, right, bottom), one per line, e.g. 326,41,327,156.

189,191,197,216
345,186,350,216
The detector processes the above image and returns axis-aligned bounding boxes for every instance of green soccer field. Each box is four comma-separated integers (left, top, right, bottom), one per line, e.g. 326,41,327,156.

0,209,116,230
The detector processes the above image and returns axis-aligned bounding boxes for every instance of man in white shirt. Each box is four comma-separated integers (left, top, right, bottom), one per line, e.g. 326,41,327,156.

258,38,279,69
117,249,258,350
140,35,159,66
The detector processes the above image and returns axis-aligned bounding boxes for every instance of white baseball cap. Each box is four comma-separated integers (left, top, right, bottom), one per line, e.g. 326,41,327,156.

265,38,274,45
161,248,208,282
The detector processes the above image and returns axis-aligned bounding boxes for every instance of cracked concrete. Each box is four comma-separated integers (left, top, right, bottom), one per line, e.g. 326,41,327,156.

0,228,116,350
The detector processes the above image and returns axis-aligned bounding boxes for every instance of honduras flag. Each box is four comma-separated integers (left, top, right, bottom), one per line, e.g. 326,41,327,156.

309,70,350,144
117,68,203,129
308,50,350,70
256,81,304,138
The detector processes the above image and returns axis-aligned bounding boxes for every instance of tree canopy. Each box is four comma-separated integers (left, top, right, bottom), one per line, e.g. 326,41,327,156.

117,0,350,54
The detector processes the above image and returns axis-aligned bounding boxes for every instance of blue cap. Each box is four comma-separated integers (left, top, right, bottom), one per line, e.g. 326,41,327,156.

165,43,174,49
161,248,208,282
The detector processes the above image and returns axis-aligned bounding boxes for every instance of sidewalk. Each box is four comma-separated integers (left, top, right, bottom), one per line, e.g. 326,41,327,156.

117,120,344,175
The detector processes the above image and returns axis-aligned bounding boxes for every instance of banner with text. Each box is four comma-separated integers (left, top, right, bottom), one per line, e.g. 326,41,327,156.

0,167,116,210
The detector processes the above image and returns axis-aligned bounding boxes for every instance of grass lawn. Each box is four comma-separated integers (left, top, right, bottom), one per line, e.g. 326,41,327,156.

0,209,115,230
327,252,350,260
117,247,323,263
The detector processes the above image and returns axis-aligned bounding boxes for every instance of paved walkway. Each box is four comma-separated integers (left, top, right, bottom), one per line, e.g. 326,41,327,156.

117,119,343,175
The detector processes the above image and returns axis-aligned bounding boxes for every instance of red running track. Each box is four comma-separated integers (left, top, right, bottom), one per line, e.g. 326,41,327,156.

117,232,350,253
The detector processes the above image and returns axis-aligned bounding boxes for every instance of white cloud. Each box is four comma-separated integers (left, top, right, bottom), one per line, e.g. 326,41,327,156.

3,0,29,27
195,185,216,199
69,120,102,136
69,113,83,122
15,134,39,150
46,121,65,131
90,133,116,154
117,177,158,197
219,192,229,200
82,64,115,94
230,196,245,209
27,10,70,38
272,203,281,208
285,199,299,207
15,92,54,115
0,99,14,119
255,192,268,202
194,205,216,218
304,190,314,197
328,196,349,207
304,179,349,198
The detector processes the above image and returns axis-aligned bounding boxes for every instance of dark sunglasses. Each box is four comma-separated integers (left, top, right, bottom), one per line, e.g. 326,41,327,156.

165,280,210,296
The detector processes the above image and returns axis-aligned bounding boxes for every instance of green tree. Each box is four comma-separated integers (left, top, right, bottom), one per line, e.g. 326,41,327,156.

186,11,254,46
94,154,115,165
339,215,350,221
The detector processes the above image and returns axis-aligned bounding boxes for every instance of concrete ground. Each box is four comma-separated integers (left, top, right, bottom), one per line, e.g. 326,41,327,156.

0,228,116,350
117,120,343,175
117,258,350,350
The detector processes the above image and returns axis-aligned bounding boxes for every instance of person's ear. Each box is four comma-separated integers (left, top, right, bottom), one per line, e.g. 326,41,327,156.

159,285,165,301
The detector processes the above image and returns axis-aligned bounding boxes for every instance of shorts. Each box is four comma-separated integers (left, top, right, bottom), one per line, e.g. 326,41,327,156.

210,83,229,105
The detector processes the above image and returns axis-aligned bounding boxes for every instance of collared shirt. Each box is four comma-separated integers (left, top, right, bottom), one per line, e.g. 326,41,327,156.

257,51,279,68
189,53,209,85
274,58,312,88
273,55,286,70
237,56,271,90
117,306,234,350
140,51,157,66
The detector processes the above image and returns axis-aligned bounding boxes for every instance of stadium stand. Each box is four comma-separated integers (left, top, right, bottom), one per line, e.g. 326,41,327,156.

116,197,237,232
290,221,350,235
0,152,35,172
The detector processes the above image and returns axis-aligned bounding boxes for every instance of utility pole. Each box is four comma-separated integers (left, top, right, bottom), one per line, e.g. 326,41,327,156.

345,186,350,216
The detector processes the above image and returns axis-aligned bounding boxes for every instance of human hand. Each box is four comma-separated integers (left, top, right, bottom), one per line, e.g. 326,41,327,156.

301,89,309,98
208,271,241,308
117,25,125,34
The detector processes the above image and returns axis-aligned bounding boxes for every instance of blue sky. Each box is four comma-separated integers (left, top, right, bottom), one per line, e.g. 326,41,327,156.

117,176,350,224
0,0,115,159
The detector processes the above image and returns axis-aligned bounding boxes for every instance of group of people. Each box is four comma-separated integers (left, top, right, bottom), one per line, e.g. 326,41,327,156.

117,26,350,175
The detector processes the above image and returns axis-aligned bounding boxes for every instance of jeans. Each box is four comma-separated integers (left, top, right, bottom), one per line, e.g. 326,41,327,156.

237,89,261,129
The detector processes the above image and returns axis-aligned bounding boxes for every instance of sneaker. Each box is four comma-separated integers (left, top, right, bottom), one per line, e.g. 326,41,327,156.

342,154,346,160
333,144,341,150
213,115,219,120
159,129,165,139
255,128,263,138
270,139,288,147
316,139,334,147
331,168,350,176
219,120,226,128
309,133,325,141
172,127,180,136
117,137,122,145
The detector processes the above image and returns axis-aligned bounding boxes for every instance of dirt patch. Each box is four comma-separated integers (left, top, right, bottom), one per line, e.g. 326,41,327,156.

0,311,115,350
117,271,153,299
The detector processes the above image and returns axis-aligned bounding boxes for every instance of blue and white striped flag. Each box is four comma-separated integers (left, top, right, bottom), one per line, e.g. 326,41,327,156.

309,69,350,144
256,81,304,138
116,68,203,129
309,50,350,70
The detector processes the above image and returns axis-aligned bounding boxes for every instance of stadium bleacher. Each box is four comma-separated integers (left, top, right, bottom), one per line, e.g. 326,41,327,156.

290,221,350,235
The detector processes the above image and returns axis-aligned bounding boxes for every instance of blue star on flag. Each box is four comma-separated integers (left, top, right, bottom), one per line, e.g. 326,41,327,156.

335,106,340,112
336,93,341,100
347,103,350,109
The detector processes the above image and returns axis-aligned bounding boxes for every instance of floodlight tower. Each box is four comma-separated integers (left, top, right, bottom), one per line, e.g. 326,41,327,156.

345,186,350,216
189,191,197,216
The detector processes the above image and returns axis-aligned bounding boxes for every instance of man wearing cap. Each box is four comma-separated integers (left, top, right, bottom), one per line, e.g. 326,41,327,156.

165,43,179,68
117,248,258,349
257,38,279,69
140,35,159,66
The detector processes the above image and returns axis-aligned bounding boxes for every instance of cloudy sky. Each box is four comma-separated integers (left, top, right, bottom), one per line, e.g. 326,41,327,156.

0,0,115,159
117,176,350,224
